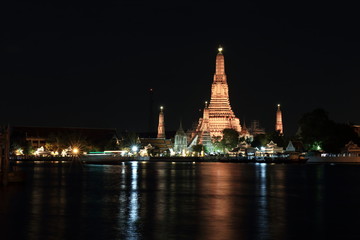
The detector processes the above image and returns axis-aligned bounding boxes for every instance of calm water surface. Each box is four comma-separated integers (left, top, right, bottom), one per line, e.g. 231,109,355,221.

1,161,360,240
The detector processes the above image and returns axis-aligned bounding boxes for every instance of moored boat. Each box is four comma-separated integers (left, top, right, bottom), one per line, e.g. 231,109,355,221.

307,153,360,163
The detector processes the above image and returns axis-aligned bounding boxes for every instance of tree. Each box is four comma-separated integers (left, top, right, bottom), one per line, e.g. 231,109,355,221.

211,135,223,153
297,108,359,153
322,123,359,153
119,132,139,149
104,137,120,150
221,128,239,152
297,108,331,150
192,144,203,156
267,130,286,147
251,134,267,148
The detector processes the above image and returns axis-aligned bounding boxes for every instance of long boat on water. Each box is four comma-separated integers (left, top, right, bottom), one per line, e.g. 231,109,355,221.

307,153,360,163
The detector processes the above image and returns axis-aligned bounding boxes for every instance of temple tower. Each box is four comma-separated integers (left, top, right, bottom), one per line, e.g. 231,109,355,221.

157,106,165,139
275,104,283,135
199,101,212,151
197,46,241,138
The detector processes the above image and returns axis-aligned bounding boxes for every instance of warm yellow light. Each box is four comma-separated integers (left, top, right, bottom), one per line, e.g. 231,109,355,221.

218,47,223,52
277,104,280,107
73,148,79,154
160,106,163,110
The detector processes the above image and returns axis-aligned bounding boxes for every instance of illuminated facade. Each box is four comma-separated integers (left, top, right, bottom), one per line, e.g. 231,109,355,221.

275,104,283,135
157,106,165,139
196,46,241,140
173,122,188,154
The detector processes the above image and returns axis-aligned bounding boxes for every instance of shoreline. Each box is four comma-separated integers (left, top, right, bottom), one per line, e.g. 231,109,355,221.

11,156,308,164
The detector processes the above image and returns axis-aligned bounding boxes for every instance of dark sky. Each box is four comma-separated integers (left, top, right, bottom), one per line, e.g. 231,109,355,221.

2,1,360,136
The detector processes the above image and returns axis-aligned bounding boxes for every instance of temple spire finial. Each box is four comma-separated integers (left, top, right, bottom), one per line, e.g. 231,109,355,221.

218,45,223,53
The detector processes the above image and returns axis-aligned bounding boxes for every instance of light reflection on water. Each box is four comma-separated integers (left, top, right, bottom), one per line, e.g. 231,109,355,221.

256,163,269,237
1,162,360,239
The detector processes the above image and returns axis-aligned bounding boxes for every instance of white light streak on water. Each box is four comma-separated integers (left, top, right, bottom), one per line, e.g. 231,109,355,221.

130,161,139,222
256,162,269,233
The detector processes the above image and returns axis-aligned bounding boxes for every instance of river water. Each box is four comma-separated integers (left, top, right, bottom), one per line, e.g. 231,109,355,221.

1,161,360,240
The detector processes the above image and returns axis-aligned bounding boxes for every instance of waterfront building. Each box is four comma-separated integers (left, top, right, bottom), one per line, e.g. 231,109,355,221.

264,141,284,154
275,104,283,135
342,141,360,156
138,106,174,156
10,126,119,151
157,106,165,139
139,138,173,156
173,122,188,155
194,46,241,142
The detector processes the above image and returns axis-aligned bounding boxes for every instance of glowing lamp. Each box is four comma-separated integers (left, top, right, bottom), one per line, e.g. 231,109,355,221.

131,145,138,152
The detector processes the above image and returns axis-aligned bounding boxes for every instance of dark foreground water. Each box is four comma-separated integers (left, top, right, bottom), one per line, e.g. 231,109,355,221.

1,162,360,240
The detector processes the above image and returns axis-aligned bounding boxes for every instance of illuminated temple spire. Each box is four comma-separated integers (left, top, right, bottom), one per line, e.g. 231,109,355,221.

275,104,283,135
215,45,225,76
157,106,165,138
196,46,241,138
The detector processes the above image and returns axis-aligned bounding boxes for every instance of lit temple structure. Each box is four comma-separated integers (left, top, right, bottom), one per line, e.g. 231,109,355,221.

275,104,283,135
139,106,173,156
192,46,242,148
157,106,165,139
173,121,188,155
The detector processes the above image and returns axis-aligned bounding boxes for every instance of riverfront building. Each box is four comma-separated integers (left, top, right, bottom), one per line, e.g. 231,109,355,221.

10,126,119,152
139,106,173,156
173,122,188,154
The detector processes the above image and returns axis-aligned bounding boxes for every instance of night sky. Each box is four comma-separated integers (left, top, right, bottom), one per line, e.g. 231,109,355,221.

2,1,360,136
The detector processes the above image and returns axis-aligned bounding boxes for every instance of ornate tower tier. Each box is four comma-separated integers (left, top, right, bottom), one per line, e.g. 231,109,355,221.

197,46,241,138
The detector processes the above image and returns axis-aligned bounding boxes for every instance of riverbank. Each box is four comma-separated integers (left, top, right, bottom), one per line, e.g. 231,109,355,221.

11,155,308,164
